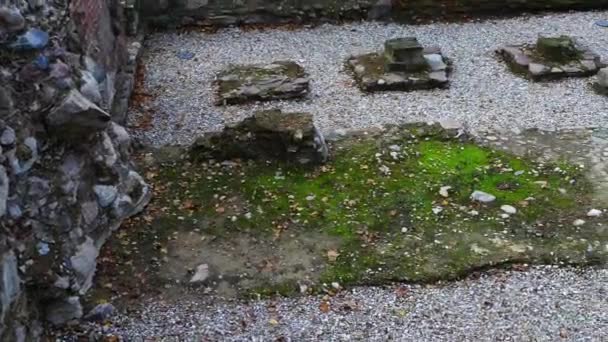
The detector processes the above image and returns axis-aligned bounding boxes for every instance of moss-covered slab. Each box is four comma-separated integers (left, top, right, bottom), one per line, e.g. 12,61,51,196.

90,123,607,304
497,36,604,81
347,42,451,92
215,60,309,105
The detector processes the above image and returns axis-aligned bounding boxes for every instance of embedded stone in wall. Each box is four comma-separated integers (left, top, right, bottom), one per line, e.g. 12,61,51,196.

496,35,604,81
347,37,451,92
191,109,328,165
215,61,309,105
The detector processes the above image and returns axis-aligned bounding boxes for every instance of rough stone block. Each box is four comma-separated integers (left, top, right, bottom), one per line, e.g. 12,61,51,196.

191,109,328,165
347,39,451,92
215,61,309,105
497,36,604,81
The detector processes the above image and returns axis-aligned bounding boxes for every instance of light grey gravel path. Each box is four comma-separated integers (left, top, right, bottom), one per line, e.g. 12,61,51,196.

90,266,608,341
132,11,608,146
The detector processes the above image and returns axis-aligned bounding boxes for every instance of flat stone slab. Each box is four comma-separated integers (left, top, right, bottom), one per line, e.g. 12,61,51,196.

347,47,451,92
497,37,604,81
215,61,309,105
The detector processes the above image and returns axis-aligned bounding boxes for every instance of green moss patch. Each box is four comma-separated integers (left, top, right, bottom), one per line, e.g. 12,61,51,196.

93,125,607,301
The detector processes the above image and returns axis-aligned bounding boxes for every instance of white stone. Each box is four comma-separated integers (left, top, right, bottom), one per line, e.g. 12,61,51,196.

439,186,452,198
470,190,496,203
500,205,517,214
190,263,209,283
423,54,447,71
587,209,602,217
573,219,586,226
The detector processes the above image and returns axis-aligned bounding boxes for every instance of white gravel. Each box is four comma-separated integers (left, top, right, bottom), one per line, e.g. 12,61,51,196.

89,266,608,341
132,11,608,146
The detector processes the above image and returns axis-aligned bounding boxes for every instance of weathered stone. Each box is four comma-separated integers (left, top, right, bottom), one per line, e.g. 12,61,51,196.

0,7,25,33
498,37,602,81
0,252,20,323
0,87,13,118
69,237,99,293
45,296,82,325
384,37,427,72
528,63,550,77
470,190,496,203
84,303,116,322
94,185,118,208
216,61,309,105
191,109,328,165
0,167,8,218
0,127,15,146
348,38,451,92
536,36,579,63
9,28,49,51
424,54,447,71
46,90,111,138
597,68,608,88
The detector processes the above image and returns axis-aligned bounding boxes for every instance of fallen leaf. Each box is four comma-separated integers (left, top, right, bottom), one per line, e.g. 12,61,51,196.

326,249,340,262
395,285,409,298
319,300,330,313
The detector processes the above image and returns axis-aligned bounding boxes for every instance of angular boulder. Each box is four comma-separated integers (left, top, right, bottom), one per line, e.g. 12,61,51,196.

191,109,328,165
46,90,111,138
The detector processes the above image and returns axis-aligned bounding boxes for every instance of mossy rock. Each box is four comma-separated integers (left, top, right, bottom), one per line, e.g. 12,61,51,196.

536,36,580,63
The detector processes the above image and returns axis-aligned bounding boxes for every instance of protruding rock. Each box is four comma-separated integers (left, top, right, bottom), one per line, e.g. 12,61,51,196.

470,190,496,203
348,37,451,92
384,37,427,72
191,109,328,165
536,36,579,63
84,303,116,322
46,296,83,325
0,7,25,33
500,205,517,214
190,263,209,283
46,90,111,138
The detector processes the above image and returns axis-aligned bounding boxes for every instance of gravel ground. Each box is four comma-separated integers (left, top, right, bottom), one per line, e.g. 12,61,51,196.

84,266,608,341
132,11,608,146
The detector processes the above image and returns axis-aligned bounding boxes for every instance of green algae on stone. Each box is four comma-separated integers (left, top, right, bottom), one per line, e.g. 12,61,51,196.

102,125,606,299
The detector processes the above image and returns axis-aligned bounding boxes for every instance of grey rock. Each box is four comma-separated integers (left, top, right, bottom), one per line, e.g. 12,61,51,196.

0,86,13,117
191,109,328,165
0,251,20,321
45,296,83,325
94,184,118,207
424,54,447,71
79,71,102,105
84,303,116,322
190,263,209,283
69,237,99,293
0,127,15,146
81,201,99,225
8,137,38,175
470,190,496,203
529,63,549,76
0,7,25,33
581,59,598,72
46,90,111,137
216,61,309,105
429,71,448,83
112,194,134,218
0,166,7,218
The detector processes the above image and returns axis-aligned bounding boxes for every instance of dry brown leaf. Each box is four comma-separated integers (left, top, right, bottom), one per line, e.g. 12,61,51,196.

326,249,340,262
319,300,330,313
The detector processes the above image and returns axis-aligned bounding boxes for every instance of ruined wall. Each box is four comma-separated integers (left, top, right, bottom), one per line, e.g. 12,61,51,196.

0,0,147,339
141,0,608,27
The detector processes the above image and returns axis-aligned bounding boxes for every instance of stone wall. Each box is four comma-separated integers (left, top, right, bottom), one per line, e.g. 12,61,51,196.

0,0,148,340
141,0,608,27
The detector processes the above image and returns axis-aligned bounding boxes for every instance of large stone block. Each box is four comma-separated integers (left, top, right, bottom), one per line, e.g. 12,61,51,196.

384,37,427,72
191,109,328,165
215,61,309,105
